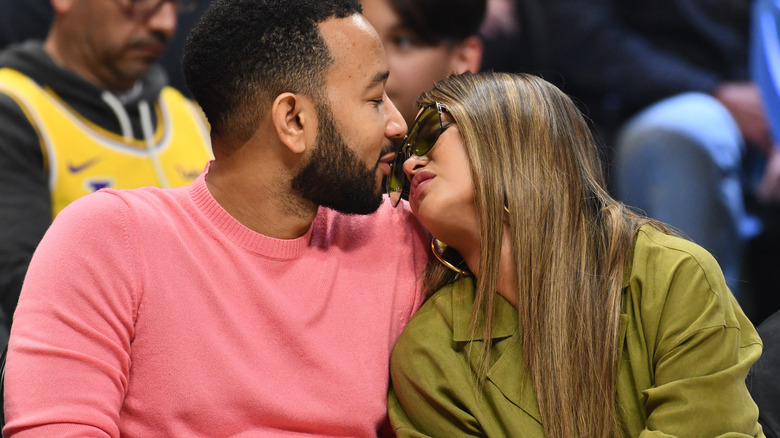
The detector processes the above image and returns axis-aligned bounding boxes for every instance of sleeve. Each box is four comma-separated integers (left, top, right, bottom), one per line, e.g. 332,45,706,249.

3,191,141,438
639,251,763,437
0,92,52,323
543,0,721,112
388,364,484,437
387,303,485,438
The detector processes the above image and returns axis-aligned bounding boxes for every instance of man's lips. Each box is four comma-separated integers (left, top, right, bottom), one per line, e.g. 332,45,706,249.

379,150,396,164
129,36,169,57
378,150,396,175
130,44,167,59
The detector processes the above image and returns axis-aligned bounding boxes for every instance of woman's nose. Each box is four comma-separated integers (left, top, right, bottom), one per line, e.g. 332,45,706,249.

403,154,428,179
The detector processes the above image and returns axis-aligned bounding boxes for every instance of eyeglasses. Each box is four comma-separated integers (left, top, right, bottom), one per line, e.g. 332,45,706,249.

112,0,199,19
387,102,453,207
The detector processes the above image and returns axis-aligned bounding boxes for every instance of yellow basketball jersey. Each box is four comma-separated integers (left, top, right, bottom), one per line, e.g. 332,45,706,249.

0,68,213,217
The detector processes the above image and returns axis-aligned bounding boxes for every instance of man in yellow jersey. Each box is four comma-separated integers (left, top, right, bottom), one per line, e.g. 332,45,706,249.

0,0,213,347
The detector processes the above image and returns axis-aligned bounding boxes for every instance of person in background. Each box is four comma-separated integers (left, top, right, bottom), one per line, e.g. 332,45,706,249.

385,71,762,437
3,0,428,436
542,0,771,301
359,0,485,126
751,0,780,214
0,0,212,96
479,0,552,77
0,0,213,350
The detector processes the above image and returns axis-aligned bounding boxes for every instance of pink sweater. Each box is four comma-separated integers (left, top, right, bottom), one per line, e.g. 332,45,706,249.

4,173,429,437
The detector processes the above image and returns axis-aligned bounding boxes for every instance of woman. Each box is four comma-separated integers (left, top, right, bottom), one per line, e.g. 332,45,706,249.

385,72,764,437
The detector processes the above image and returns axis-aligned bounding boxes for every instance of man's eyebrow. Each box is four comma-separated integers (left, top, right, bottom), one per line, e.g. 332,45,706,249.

367,70,390,89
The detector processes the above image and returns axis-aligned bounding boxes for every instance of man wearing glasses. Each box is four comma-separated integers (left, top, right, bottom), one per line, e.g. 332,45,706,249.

3,0,429,436
0,0,213,347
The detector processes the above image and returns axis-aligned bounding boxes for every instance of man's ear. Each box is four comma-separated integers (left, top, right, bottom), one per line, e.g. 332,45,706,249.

450,36,484,74
271,93,314,154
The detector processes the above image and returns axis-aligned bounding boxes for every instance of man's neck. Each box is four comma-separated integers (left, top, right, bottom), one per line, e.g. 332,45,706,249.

205,156,318,240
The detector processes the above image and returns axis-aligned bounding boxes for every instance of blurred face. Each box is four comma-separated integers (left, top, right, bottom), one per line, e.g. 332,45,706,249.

63,0,178,90
360,0,462,126
295,15,406,214
402,105,479,246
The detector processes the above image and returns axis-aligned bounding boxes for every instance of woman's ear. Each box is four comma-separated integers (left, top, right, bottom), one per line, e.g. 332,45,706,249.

271,93,315,154
450,36,484,74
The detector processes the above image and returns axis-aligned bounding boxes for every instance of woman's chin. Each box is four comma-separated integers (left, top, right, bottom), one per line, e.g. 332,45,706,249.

412,205,440,237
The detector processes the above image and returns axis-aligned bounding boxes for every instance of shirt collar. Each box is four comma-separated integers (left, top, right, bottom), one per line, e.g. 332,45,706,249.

450,276,518,342
446,277,543,423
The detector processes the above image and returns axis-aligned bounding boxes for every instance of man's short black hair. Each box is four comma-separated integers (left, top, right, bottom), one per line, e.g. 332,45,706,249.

182,0,362,142
390,0,486,46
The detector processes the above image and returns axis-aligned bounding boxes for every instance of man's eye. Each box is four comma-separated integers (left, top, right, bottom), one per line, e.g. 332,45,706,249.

393,35,413,50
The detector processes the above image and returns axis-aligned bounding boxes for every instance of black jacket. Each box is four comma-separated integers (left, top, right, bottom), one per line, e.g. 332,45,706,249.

748,310,780,437
543,0,751,132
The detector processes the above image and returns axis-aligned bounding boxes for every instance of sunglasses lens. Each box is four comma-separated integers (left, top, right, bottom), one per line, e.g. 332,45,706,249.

412,109,442,156
387,147,407,207
386,104,443,207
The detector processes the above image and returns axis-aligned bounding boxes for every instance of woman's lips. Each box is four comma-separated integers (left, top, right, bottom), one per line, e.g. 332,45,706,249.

409,171,435,207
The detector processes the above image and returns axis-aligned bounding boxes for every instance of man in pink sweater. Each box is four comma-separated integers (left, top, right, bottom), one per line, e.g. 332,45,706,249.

2,0,430,436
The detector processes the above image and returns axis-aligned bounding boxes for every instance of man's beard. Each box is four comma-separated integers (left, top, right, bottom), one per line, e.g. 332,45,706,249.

291,103,384,215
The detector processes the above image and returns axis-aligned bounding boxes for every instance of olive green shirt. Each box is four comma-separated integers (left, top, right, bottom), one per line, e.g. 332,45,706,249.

389,226,764,437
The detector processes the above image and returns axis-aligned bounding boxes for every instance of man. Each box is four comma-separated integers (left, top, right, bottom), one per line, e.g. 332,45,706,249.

0,0,213,95
0,0,213,344
543,0,770,299
4,0,428,436
359,0,485,126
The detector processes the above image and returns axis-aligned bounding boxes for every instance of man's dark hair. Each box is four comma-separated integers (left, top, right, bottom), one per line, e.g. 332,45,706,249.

390,0,486,46
182,0,362,142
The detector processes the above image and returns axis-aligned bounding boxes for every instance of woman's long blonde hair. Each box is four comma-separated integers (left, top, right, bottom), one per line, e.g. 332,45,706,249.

419,72,668,437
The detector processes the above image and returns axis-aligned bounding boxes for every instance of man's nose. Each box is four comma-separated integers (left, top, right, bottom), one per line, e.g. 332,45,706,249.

147,1,178,38
384,93,407,140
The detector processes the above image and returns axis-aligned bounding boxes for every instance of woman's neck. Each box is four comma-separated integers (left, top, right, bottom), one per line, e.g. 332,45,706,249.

495,229,518,307
461,225,518,307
